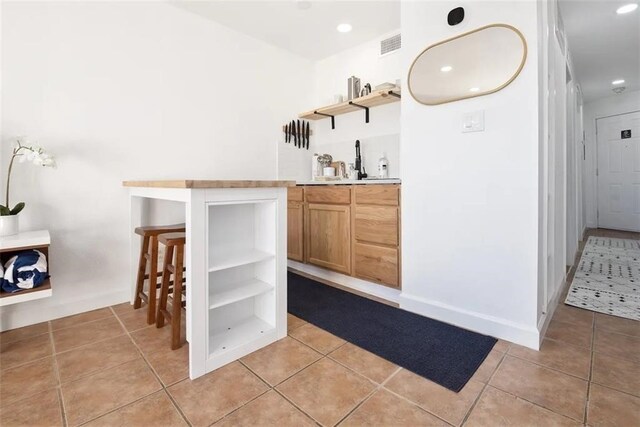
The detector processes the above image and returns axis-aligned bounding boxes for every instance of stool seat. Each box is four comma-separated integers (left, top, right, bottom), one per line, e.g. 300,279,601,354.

158,232,186,246
134,223,186,325
135,223,185,237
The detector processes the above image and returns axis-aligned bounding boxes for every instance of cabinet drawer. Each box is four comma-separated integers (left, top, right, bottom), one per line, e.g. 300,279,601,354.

355,185,399,206
355,206,398,246
288,187,304,202
354,243,399,288
305,186,351,204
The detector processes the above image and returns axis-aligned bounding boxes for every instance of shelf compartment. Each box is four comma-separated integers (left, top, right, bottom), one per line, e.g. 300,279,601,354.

208,315,275,356
208,296,275,357
209,278,273,309
299,88,401,121
207,201,276,272
208,249,274,272
0,278,52,307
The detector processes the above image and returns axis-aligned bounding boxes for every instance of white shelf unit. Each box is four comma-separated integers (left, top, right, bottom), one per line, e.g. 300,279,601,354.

206,201,278,364
0,230,52,307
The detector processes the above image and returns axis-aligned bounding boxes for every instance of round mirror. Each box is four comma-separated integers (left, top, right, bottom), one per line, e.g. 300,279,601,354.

408,24,527,105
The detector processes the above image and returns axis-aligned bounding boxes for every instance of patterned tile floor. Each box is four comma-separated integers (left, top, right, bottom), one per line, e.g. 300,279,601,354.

1,229,639,426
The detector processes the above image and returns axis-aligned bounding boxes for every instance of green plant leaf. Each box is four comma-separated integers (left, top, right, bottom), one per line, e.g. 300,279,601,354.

10,202,25,215
0,205,10,216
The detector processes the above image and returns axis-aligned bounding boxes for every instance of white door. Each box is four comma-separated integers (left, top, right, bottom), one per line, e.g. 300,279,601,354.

597,111,640,231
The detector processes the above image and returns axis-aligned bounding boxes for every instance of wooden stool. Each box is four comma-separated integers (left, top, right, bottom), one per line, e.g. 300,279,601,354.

156,232,186,350
134,223,185,324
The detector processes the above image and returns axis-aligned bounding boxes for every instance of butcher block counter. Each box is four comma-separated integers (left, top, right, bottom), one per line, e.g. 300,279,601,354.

124,179,293,379
122,180,295,189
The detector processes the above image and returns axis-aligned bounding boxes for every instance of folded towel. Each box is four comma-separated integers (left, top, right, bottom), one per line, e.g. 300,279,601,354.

1,250,49,293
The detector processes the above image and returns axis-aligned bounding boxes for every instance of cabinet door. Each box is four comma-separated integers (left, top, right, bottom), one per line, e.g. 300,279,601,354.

287,201,304,262
305,203,351,274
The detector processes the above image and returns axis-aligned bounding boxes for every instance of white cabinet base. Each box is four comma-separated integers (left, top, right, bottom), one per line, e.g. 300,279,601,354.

129,187,287,379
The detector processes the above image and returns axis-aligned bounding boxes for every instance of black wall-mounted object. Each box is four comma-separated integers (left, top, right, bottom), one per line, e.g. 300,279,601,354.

447,7,465,26
621,129,631,139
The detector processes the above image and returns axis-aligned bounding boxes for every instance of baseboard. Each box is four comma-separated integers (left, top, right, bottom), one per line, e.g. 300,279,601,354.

287,260,401,304
398,292,540,350
537,282,565,346
1,289,129,332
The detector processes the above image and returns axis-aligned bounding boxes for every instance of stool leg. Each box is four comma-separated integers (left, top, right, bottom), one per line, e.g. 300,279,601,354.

156,245,174,329
147,235,159,324
134,235,150,309
171,244,185,350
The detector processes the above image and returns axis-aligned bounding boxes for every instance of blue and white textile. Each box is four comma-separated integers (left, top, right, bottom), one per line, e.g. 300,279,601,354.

1,250,49,293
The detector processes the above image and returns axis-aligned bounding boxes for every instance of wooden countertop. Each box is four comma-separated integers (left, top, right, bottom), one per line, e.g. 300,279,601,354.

123,180,296,189
296,179,401,186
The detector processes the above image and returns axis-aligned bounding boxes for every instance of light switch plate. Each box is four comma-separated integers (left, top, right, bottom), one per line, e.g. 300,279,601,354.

462,110,485,133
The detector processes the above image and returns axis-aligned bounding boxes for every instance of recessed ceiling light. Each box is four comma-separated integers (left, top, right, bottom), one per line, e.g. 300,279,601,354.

440,65,453,72
612,79,625,85
469,87,480,92
337,23,352,33
617,3,638,14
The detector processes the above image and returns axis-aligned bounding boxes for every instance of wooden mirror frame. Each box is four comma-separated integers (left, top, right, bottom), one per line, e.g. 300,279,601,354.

407,24,528,106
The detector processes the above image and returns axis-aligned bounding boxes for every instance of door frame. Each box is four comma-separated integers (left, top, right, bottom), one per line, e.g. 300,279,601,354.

595,109,640,231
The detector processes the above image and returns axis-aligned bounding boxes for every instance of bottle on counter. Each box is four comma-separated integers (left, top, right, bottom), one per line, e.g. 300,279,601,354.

378,153,389,179
348,163,357,180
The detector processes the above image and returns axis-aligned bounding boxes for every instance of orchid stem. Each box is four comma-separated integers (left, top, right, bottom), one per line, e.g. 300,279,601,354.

5,142,24,208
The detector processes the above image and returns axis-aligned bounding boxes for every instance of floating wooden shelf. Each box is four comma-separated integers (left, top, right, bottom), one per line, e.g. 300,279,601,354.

299,88,401,124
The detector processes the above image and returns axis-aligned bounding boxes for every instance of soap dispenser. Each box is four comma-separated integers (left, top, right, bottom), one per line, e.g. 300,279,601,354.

378,153,389,179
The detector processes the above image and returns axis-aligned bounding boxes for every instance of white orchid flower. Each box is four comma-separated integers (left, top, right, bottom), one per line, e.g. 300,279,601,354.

4,137,57,215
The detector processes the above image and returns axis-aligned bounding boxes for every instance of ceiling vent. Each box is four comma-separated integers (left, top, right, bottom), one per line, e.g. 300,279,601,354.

380,33,401,57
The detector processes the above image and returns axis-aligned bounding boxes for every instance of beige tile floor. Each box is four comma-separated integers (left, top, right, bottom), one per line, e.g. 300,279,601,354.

1,229,638,426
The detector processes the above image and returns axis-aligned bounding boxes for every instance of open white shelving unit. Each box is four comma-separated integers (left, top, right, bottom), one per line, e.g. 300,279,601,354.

127,183,289,379
0,230,52,307
205,200,280,366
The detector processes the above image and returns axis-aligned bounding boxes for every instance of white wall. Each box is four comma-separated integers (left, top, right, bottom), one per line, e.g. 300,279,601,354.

400,1,541,348
1,1,313,329
583,89,640,227
278,31,402,181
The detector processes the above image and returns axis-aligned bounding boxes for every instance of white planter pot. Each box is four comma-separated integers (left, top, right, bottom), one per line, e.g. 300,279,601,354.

0,215,20,237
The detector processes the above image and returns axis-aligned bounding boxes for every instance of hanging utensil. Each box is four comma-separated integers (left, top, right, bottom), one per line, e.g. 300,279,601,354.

292,120,297,147
285,123,289,143
305,121,310,149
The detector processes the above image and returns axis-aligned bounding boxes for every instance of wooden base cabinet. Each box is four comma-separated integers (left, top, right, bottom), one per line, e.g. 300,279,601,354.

353,185,401,289
287,184,400,289
305,203,351,274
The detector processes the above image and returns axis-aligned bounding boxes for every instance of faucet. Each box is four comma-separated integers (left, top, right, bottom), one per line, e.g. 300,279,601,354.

355,140,362,180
